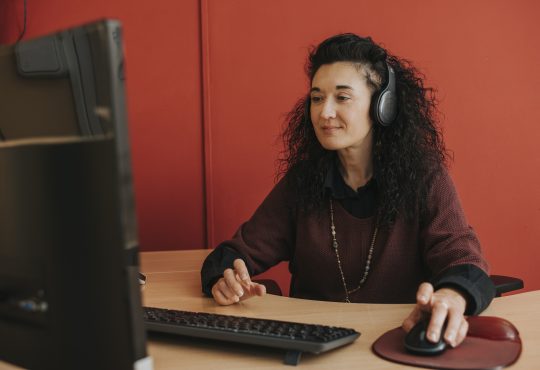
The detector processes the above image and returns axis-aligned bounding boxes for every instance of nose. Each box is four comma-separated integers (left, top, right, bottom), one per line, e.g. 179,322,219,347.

320,100,336,119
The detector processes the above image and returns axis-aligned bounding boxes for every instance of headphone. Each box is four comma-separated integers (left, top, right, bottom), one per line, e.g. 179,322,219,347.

370,63,398,126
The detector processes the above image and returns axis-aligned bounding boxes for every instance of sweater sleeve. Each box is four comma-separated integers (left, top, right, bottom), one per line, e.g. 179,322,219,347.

420,168,495,314
200,245,247,297
431,264,495,315
200,175,296,295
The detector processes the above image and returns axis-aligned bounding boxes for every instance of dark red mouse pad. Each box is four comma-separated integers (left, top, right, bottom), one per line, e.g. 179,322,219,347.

372,316,522,370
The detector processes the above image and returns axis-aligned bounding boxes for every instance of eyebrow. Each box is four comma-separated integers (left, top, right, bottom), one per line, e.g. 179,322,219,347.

310,85,354,93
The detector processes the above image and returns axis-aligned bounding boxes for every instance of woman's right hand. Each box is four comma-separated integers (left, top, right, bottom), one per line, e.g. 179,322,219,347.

211,258,266,305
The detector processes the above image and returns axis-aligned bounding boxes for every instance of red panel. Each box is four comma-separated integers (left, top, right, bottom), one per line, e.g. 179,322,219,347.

1,1,206,251
0,1,23,44
207,0,540,294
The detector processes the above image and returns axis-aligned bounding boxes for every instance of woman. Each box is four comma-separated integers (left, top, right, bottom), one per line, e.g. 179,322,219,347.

201,33,494,348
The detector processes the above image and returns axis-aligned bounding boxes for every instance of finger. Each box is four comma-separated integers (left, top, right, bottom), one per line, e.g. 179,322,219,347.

223,268,244,297
216,279,240,303
238,282,266,301
454,319,469,347
252,282,266,296
416,282,434,308
212,282,237,305
233,259,251,283
402,306,423,332
443,307,464,347
212,286,229,305
238,284,264,302
427,300,448,343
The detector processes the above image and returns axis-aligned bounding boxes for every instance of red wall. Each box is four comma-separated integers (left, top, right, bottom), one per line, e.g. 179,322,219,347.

2,0,539,294
1,0,207,251
206,0,540,294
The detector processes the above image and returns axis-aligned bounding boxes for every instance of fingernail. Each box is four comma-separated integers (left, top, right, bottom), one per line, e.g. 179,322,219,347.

236,289,244,297
429,331,438,341
446,332,455,342
419,295,427,302
241,273,249,281
234,296,240,302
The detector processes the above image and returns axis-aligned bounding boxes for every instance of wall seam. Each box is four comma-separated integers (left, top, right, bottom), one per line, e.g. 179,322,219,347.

199,0,214,248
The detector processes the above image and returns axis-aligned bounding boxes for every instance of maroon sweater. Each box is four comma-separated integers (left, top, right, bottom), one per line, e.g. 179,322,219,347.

206,168,490,305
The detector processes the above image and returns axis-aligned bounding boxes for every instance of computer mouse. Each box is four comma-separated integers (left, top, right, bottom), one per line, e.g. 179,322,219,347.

404,318,447,356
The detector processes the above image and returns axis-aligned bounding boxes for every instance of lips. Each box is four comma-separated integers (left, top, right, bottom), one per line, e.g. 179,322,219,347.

321,126,341,133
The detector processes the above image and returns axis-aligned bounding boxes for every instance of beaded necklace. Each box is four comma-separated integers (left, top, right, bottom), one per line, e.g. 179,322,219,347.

329,198,378,303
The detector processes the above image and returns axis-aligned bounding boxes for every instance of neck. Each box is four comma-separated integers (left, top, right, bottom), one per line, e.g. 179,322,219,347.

337,138,373,190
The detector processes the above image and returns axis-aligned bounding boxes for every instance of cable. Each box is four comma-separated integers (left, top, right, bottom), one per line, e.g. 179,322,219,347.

16,0,27,43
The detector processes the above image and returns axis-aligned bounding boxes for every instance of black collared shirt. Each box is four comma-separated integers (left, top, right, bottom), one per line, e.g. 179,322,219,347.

323,158,378,218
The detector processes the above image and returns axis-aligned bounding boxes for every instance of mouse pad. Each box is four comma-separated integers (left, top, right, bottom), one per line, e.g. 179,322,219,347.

372,316,522,370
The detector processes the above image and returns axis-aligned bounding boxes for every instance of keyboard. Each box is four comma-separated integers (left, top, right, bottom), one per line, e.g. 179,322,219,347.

143,306,360,365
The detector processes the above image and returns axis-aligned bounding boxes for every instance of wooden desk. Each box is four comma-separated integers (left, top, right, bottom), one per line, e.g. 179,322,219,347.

1,250,538,369
141,250,540,369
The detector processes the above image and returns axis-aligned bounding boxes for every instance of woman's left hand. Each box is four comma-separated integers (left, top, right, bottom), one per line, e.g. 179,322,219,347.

402,282,468,348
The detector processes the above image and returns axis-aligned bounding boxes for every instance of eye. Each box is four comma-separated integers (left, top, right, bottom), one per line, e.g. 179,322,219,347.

337,95,351,101
310,95,323,103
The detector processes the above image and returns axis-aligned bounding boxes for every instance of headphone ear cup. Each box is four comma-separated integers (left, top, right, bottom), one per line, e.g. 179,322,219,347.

371,64,398,126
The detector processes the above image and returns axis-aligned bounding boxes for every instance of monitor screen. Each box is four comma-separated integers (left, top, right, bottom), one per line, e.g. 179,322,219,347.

0,20,150,369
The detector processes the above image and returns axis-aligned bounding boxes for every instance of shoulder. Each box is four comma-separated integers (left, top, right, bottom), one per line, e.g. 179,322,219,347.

256,171,297,210
420,164,469,225
424,164,456,196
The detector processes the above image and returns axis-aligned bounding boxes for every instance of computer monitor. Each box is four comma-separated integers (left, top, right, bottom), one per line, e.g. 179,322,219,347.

0,18,137,255
0,20,151,369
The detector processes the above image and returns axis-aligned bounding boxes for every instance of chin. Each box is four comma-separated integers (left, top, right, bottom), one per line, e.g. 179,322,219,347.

315,130,348,151
317,139,344,151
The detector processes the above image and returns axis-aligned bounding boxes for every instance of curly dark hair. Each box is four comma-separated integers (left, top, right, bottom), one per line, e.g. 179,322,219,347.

278,33,450,225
